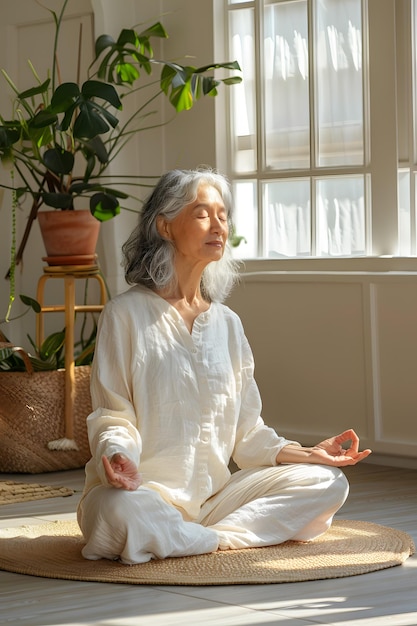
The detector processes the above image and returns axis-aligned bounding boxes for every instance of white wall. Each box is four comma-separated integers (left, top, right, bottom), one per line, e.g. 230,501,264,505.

226,260,417,467
160,0,217,170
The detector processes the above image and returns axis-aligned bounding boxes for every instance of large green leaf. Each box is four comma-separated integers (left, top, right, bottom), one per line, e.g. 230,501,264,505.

160,63,186,90
0,126,21,148
18,78,51,100
73,102,112,139
19,294,41,313
39,330,65,361
90,192,121,221
88,102,119,129
160,61,242,112
84,136,109,164
116,28,140,47
222,76,243,85
30,109,58,129
70,181,128,198
50,81,122,140
137,22,168,40
50,82,81,112
43,147,74,175
0,345,14,362
0,347,27,372
16,117,55,149
81,80,122,109
28,355,60,371
41,192,73,209
94,34,115,58
117,62,140,84
93,23,168,85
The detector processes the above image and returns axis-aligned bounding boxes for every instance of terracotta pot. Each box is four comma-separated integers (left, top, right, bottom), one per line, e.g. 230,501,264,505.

37,209,100,266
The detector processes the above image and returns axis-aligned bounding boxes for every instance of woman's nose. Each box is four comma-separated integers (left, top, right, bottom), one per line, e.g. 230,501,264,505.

211,215,226,233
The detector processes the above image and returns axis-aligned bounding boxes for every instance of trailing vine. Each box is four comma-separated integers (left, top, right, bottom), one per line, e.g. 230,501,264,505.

5,169,17,322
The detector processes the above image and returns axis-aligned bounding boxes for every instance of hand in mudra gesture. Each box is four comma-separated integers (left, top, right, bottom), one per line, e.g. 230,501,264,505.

311,429,372,466
102,453,142,491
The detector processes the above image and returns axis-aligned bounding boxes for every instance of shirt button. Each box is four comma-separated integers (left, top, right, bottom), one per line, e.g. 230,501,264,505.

191,348,197,354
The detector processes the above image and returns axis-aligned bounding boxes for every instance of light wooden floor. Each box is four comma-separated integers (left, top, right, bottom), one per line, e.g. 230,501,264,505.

0,462,416,626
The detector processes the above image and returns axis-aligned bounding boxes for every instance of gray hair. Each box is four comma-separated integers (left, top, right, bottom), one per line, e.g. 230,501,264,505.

122,168,241,302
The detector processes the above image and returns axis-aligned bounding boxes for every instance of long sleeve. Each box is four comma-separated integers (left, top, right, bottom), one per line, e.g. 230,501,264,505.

85,300,142,487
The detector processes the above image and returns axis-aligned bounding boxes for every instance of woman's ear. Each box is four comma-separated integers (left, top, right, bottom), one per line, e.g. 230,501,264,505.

156,215,172,240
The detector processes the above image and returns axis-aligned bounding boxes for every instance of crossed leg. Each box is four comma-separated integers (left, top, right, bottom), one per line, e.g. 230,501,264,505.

78,463,348,563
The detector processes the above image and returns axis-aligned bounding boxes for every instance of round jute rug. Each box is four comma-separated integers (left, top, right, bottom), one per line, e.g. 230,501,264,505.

0,519,414,586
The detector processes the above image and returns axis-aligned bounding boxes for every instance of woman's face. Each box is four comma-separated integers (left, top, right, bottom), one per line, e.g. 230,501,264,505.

159,183,229,267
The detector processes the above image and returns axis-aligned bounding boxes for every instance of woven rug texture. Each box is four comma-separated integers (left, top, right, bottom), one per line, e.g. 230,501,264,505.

0,481,74,505
0,519,414,585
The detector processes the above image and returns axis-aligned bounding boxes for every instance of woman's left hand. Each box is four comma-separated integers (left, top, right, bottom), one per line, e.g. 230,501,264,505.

311,429,372,466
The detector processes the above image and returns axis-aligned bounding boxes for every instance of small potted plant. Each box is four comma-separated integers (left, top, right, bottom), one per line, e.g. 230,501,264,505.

0,0,241,316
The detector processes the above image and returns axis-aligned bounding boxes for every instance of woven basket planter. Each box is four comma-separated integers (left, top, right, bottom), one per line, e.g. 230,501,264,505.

0,366,92,473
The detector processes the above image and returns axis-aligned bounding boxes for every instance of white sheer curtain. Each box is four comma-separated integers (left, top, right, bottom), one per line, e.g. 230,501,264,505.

228,0,365,258
317,196,365,256
266,192,365,258
267,201,311,257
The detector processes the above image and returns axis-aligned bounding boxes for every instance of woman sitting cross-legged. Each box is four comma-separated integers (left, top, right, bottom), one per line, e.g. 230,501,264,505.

77,167,371,564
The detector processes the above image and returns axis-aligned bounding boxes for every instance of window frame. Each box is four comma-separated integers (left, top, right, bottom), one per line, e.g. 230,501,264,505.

215,0,412,262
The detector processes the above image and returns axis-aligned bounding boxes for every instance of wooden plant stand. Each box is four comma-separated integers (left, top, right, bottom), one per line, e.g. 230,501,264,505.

35,264,107,448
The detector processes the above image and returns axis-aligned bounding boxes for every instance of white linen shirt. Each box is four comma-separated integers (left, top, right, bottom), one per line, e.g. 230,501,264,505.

82,284,296,520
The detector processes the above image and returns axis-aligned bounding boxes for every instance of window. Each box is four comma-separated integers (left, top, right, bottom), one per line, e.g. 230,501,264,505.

224,0,417,259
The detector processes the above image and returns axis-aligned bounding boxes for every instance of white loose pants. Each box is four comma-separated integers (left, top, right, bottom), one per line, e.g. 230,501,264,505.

77,464,349,564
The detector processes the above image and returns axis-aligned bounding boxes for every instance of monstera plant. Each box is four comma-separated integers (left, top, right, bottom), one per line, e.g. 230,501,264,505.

0,0,241,315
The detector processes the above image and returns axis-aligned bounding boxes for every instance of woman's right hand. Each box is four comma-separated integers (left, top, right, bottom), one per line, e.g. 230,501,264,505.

102,453,142,491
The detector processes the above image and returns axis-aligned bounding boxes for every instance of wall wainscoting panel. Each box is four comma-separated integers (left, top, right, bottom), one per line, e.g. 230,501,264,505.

226,270,417,465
